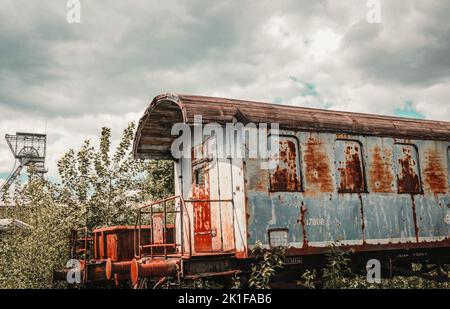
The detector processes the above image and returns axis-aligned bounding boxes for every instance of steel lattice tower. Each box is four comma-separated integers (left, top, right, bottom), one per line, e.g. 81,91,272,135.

1,133,47,192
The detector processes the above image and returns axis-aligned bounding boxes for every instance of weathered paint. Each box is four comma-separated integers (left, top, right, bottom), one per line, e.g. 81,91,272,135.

369,144,394,193
92,226,175,261
298,202,308,248
410,194,420,243
192,186,212,252
423,147,447,194
246,132,450,252
269,137,301,192
134,94,450,261
336,140,365,193
395,144,421,194
303,136,334,195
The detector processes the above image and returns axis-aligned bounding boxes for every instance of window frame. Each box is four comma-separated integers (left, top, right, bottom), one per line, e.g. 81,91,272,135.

335,138,368,194
393,143,423,194
267,134,303,192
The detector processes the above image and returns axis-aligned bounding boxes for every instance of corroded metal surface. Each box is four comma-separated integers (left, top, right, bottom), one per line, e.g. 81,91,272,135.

303,137,334,195
423,147,447,194
131,93,450,280
336,140,365,193
246,133,450,253
396,144,421,194
270,137,301,192
192,186,213,252
369,145,394,193
92,225,175,261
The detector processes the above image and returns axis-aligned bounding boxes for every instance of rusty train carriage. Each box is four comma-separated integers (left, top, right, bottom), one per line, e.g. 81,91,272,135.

57,93,450,286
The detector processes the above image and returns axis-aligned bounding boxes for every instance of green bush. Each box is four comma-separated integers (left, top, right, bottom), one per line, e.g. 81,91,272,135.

0,123,174,289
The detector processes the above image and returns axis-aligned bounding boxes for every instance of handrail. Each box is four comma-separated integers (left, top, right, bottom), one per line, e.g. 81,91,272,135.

134,195,191,260
133,195,234,260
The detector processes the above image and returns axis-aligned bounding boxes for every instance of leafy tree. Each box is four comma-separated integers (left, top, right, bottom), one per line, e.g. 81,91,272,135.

0,122,174,288
55,122,174,229
0,171,72,288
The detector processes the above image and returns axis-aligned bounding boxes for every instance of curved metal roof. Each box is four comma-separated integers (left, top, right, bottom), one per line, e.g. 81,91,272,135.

134,93,450,160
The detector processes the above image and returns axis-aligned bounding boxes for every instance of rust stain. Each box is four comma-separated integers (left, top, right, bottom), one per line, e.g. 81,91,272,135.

397,146,420,194
369,145,394,193
410,195,420,243
423,149,447,194
358,193,366,244
192,183,212,252
270,139,300,191
296,202,308,248
338,144,364,192
304,137,334,194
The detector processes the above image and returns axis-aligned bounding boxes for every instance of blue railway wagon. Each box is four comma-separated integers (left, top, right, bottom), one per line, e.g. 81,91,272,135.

134,93,450,269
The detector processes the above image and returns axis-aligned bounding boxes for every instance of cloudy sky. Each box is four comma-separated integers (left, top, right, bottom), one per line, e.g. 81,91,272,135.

1,0,450,183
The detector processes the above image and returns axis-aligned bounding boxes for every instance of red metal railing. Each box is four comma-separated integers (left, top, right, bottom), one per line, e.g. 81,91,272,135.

134,195,235,259
134,195,191,259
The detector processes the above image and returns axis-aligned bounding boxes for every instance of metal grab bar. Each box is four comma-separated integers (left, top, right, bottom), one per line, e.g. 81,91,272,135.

134,195,235,260
134,195,191,259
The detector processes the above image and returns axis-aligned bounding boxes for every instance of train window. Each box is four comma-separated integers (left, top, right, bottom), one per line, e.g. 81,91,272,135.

267,228,289,248
268,136,302,192
335,140,366,193
193,166,205,186
192,143,208,187
394,144,422,194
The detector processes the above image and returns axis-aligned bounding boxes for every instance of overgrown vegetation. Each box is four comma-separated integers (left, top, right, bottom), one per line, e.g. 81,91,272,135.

248,241,285,289
0,123,174,288
300,243,450,289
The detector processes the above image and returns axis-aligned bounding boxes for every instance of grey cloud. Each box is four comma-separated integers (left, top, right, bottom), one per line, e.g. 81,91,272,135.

340,1,450,86
1,0,450,177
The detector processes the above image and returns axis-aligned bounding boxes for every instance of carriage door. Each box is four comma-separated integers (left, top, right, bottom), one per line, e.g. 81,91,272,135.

192,136,221,253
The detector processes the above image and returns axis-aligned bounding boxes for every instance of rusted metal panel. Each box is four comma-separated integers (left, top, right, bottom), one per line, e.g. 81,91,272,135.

369,144,395,193
247,132,449,253
423,146,447,194
394,144,422,194
269,136,301,192
335,140,365,193
92,226,175,261
192,186,213,252
131,259,179,285
303,136,334,194
205,136,224,252
134,94,450,160
106,234,118,261
215,151,236,252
